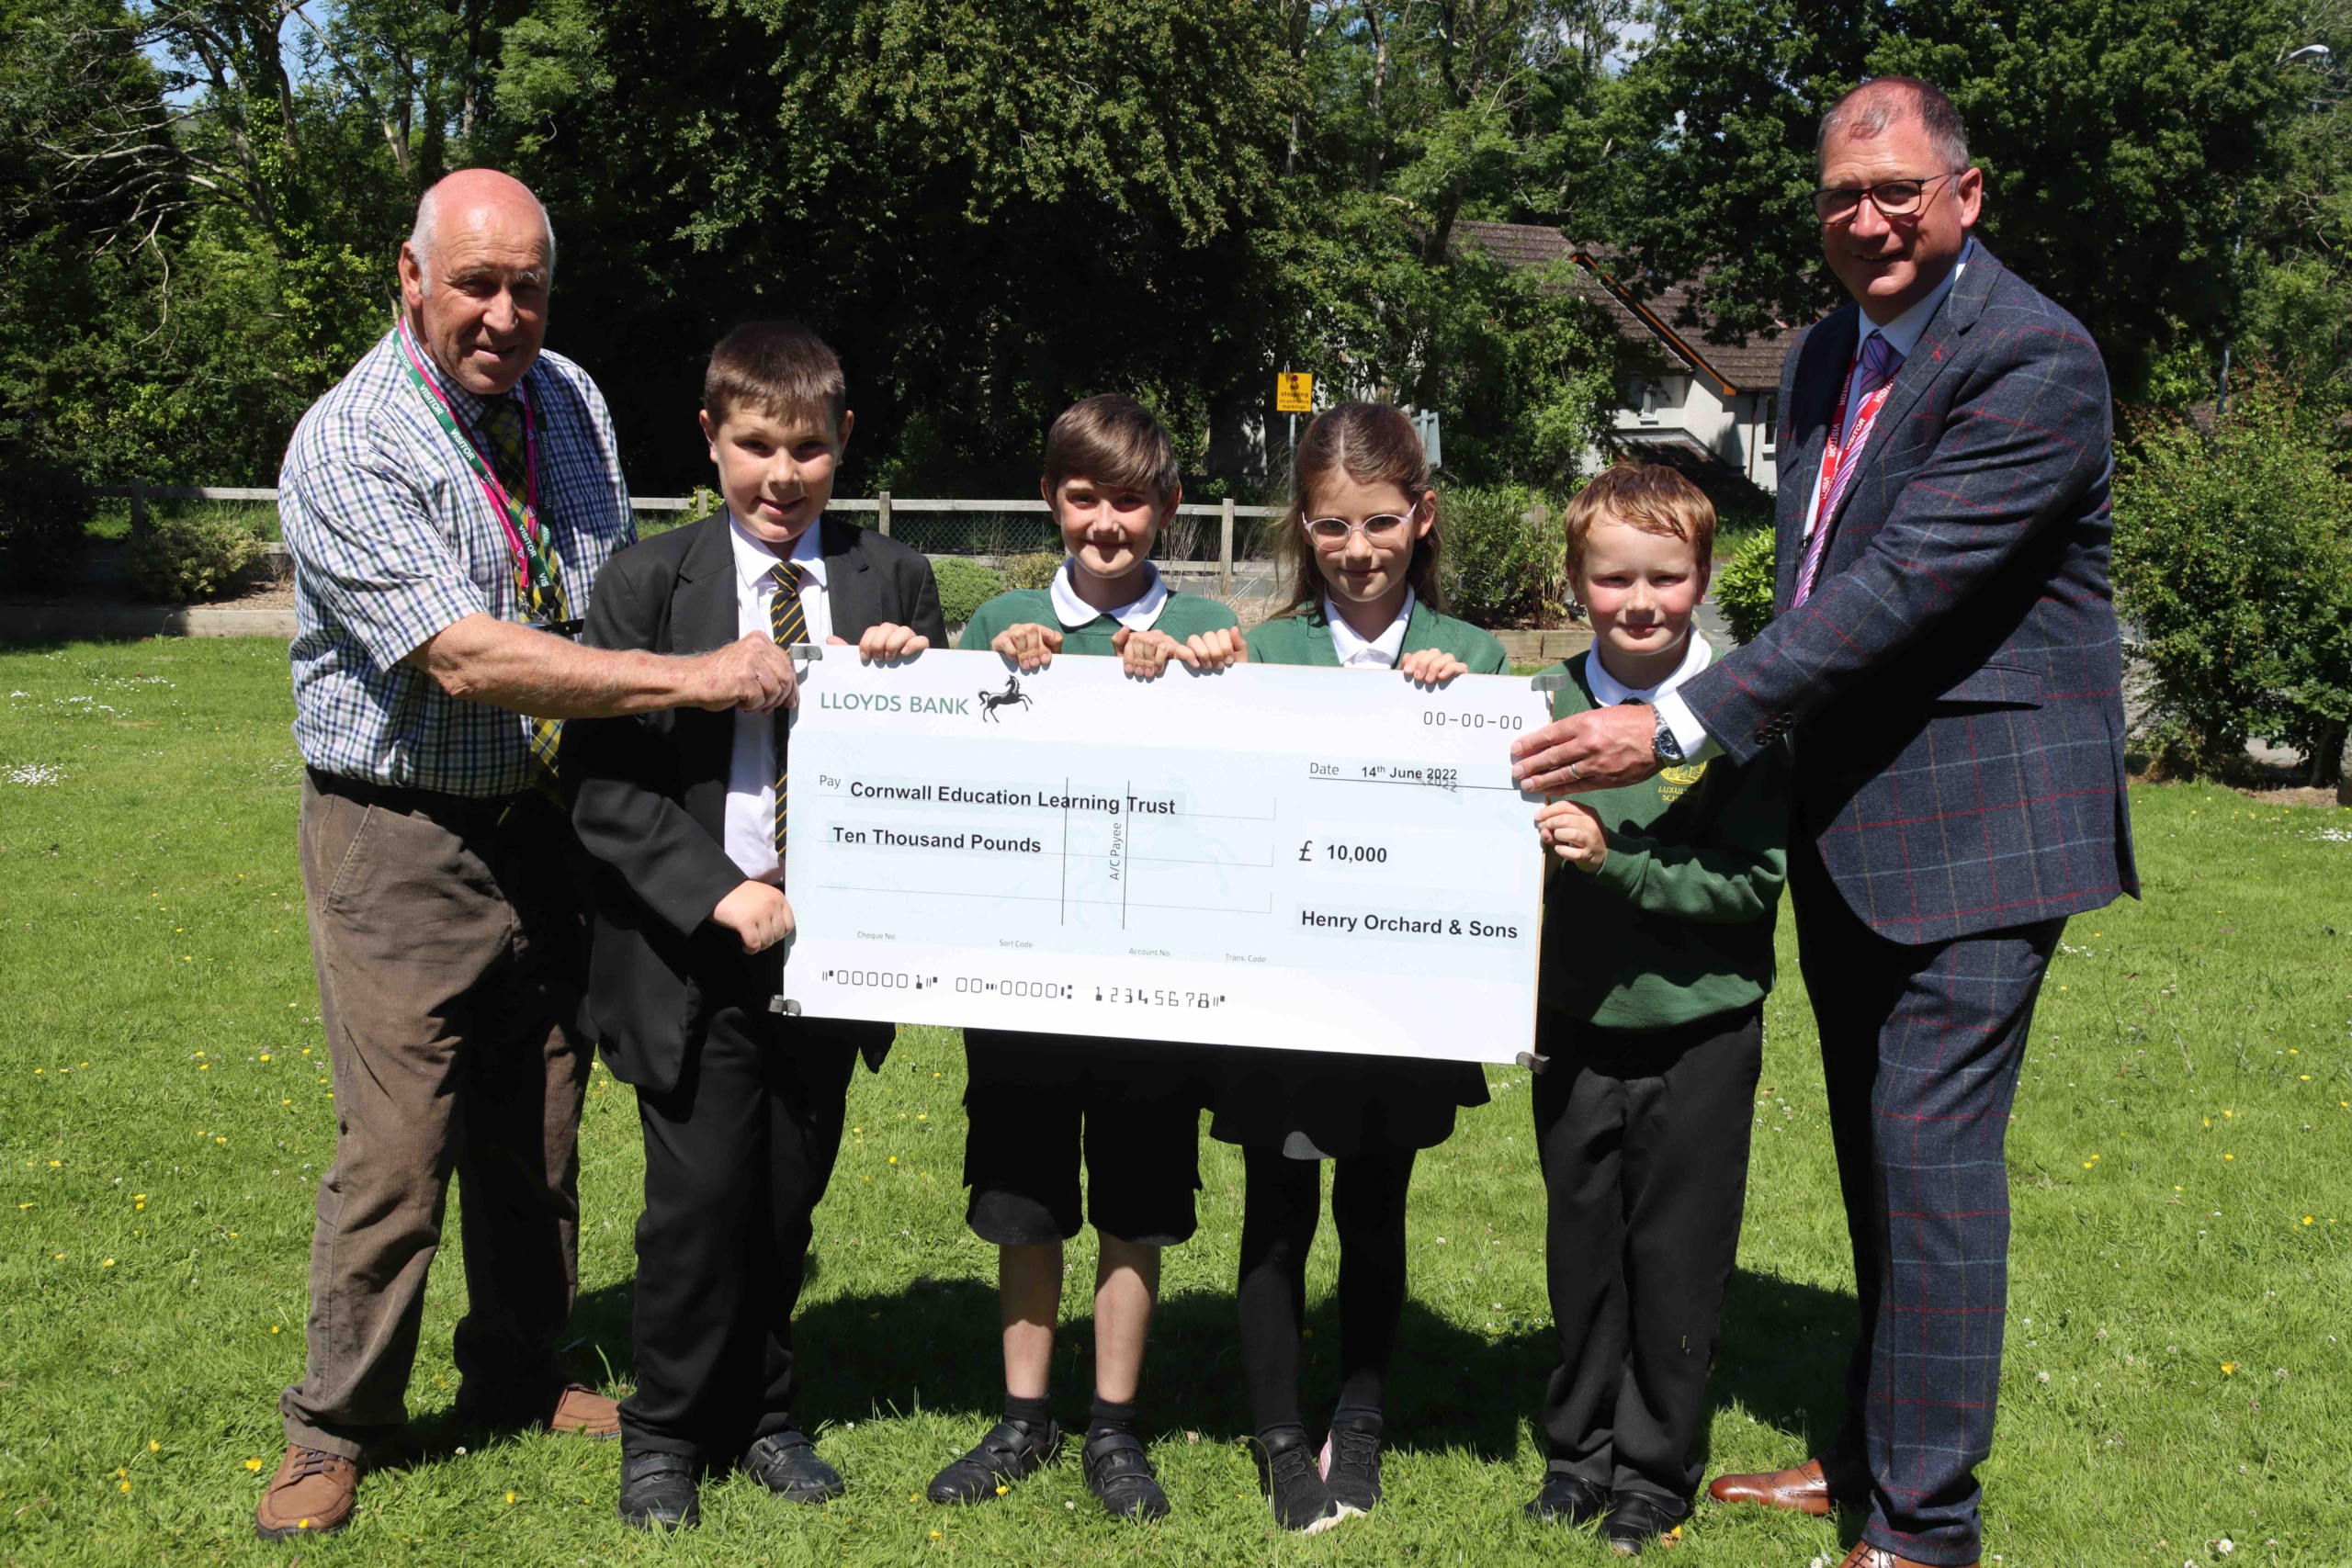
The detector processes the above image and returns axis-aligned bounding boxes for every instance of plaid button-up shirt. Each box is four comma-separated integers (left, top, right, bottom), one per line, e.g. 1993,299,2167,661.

279,325,636,796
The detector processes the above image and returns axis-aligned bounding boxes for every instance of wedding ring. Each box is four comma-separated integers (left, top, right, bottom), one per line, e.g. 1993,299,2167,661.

1567,761,1583,782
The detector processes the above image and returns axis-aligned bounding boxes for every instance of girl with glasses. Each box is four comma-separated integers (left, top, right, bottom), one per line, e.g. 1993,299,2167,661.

1208,400,1507,1531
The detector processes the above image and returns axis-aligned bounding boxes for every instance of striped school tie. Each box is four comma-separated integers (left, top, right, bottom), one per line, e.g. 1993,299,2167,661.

1792,331,1905,608
769,562,808,859
478,394,569,796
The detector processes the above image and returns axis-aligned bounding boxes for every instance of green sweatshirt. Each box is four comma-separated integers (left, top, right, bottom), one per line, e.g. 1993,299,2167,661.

956,581,1238,656
1243,598,1509,672
1539,650,1790,1031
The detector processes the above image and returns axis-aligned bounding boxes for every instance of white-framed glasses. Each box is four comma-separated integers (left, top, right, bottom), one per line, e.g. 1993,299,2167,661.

1304,508,1417,545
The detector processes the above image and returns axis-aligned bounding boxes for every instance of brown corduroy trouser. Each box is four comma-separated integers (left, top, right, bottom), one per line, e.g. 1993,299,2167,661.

280,771,592,1459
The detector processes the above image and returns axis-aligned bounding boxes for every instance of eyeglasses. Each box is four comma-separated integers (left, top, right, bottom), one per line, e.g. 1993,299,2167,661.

1813,172,1962,224
1304,511,1416,545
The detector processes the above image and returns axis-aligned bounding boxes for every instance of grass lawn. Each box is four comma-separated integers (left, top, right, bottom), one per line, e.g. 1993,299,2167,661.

2,638,2347,1567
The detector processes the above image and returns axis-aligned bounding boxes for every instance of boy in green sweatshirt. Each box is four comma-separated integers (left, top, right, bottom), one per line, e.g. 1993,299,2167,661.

1522,463,1790,1553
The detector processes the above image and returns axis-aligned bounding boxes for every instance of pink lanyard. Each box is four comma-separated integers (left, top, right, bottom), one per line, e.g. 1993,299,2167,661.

1811,348,1896,536
394,318,548,594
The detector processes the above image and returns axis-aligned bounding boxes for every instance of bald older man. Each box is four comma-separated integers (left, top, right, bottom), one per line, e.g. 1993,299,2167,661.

259,170,797,1540
1512,81,2132,1568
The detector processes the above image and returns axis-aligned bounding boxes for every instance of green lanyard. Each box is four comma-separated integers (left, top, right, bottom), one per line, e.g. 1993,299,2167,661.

394,319,571,628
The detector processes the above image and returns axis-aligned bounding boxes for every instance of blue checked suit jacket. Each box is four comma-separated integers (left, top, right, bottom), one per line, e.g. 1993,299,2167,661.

1676,243,2138,944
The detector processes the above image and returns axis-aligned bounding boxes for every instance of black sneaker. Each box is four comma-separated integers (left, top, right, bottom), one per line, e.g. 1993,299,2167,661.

1081,1429,1170,1520
1524,1466,1610,1525
1603,1490,1691,1555
925,1416,1062,1504
1252,1427,1340,1533
617,1450,700,1532
742,1430,844,1503
1320,1412,1383,1516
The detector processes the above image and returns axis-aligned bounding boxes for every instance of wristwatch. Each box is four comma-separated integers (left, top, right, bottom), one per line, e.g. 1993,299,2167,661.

1652,705,1686,764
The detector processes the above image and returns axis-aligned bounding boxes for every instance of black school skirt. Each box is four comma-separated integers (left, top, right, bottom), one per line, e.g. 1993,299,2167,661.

1205,1045,1490,1159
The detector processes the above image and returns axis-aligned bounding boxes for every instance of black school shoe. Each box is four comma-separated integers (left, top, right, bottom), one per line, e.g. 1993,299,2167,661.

926,1416,1062,1504
1320,1411,1384,1516
1524,1466,1610,1525
743,1430,845,1503
1253,1427,1341,1533
1081,1429,1170,1521
617,1450,700,1531
1603,1490,1692,1555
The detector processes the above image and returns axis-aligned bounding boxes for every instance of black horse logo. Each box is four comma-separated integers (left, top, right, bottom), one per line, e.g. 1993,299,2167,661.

978,675,1033,723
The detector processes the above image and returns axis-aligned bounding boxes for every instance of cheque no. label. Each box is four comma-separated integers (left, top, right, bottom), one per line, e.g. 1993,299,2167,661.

780,648,1549,1064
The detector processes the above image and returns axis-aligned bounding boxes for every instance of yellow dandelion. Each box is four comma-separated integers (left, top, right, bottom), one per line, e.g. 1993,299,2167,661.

2303,1216,2315,1225
2224,1154,2235,1161
505,1491,517,1505
119,1481,130,1493
888,1156,899,1165
259,1054,270,1063
149,1440,159,1452
245,1457,264,1472
102,1258,115,1267
931,1531,943,1540
270,1325,281,1334
48,1160,59,1168
2222,1361,2237,1375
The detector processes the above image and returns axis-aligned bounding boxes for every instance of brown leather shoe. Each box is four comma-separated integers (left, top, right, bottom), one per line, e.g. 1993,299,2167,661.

254,1445,359,1540
1835,1540,1977,1568
1704,1456,1861,1517
548,1382,621,1438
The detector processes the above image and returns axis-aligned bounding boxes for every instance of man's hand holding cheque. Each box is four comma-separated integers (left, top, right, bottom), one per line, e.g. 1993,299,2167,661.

1510,700,1662,795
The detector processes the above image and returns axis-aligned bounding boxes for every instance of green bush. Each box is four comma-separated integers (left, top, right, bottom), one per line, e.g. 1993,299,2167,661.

0,460,94,592
2113,383,2352,784
930,556,1006,625
1442,484,1569,627
1002,551,1062,592
1712,527,1778,644
123,509,266,604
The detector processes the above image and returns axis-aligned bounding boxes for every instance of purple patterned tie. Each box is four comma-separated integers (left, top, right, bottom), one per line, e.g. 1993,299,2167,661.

1792,331,1905,606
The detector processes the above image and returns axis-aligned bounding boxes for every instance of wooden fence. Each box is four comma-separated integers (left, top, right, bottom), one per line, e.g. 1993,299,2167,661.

96,485,1283,595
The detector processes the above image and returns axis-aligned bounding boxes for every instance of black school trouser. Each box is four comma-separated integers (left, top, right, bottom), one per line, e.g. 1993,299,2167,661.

619,1002,864,1461
1532,1007,1761,1506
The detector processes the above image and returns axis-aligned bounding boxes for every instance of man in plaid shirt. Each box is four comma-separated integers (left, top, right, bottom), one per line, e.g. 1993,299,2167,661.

1514,81,2135,1568
257,168,798,1542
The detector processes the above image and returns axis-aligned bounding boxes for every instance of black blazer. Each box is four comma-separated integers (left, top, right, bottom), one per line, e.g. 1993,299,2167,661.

565,513,947,1092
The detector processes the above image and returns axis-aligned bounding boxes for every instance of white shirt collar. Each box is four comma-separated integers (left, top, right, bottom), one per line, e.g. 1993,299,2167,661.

729,513,829,591
1048,558,1166,631
1586,627,1713,707
1325,589,1415,668
1861,236,1973,363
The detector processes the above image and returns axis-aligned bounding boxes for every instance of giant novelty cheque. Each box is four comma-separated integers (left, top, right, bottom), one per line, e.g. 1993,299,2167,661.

776,648,1550,1064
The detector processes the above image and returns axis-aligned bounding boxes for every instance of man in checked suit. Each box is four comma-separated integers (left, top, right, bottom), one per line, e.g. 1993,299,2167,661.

564,321,945,1530
1512,77,2135,1568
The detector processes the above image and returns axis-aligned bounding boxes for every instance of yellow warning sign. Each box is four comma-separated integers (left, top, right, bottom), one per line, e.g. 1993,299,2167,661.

1275,372,1315,413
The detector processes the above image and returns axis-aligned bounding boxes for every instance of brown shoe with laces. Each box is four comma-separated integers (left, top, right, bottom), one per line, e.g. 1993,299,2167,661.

254,1445,359,1540
1835,1540,1977,1568
547,1382,621,1438
1704,1455,1863,1517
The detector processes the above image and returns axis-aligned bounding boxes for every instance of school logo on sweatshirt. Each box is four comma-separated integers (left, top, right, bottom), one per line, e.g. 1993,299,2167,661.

1657,761,1710,802
977,674,1033,724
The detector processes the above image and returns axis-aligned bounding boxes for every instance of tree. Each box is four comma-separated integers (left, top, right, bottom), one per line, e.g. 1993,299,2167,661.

1593,0,2301,394
2113,377,2352,784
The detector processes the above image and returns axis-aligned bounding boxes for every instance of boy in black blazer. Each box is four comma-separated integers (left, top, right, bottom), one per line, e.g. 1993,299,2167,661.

566,322,944,1531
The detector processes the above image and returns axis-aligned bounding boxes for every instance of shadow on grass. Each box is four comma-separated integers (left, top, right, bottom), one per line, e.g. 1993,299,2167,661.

1705,1268,1858,1467
534,1260,1858,1474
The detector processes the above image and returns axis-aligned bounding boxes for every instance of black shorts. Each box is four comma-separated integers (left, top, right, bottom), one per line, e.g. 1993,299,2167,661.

961,1030,1204,1247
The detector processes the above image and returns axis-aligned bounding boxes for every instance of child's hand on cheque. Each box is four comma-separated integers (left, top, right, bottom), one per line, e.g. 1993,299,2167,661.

711,880,796,953
832,624,929,663
1112,626,1247,677
1535,799,1608,874
990,623,1061,671
1397,649,1468,686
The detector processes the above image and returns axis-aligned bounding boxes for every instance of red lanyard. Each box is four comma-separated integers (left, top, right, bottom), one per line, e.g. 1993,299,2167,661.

1812,345,1896,535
